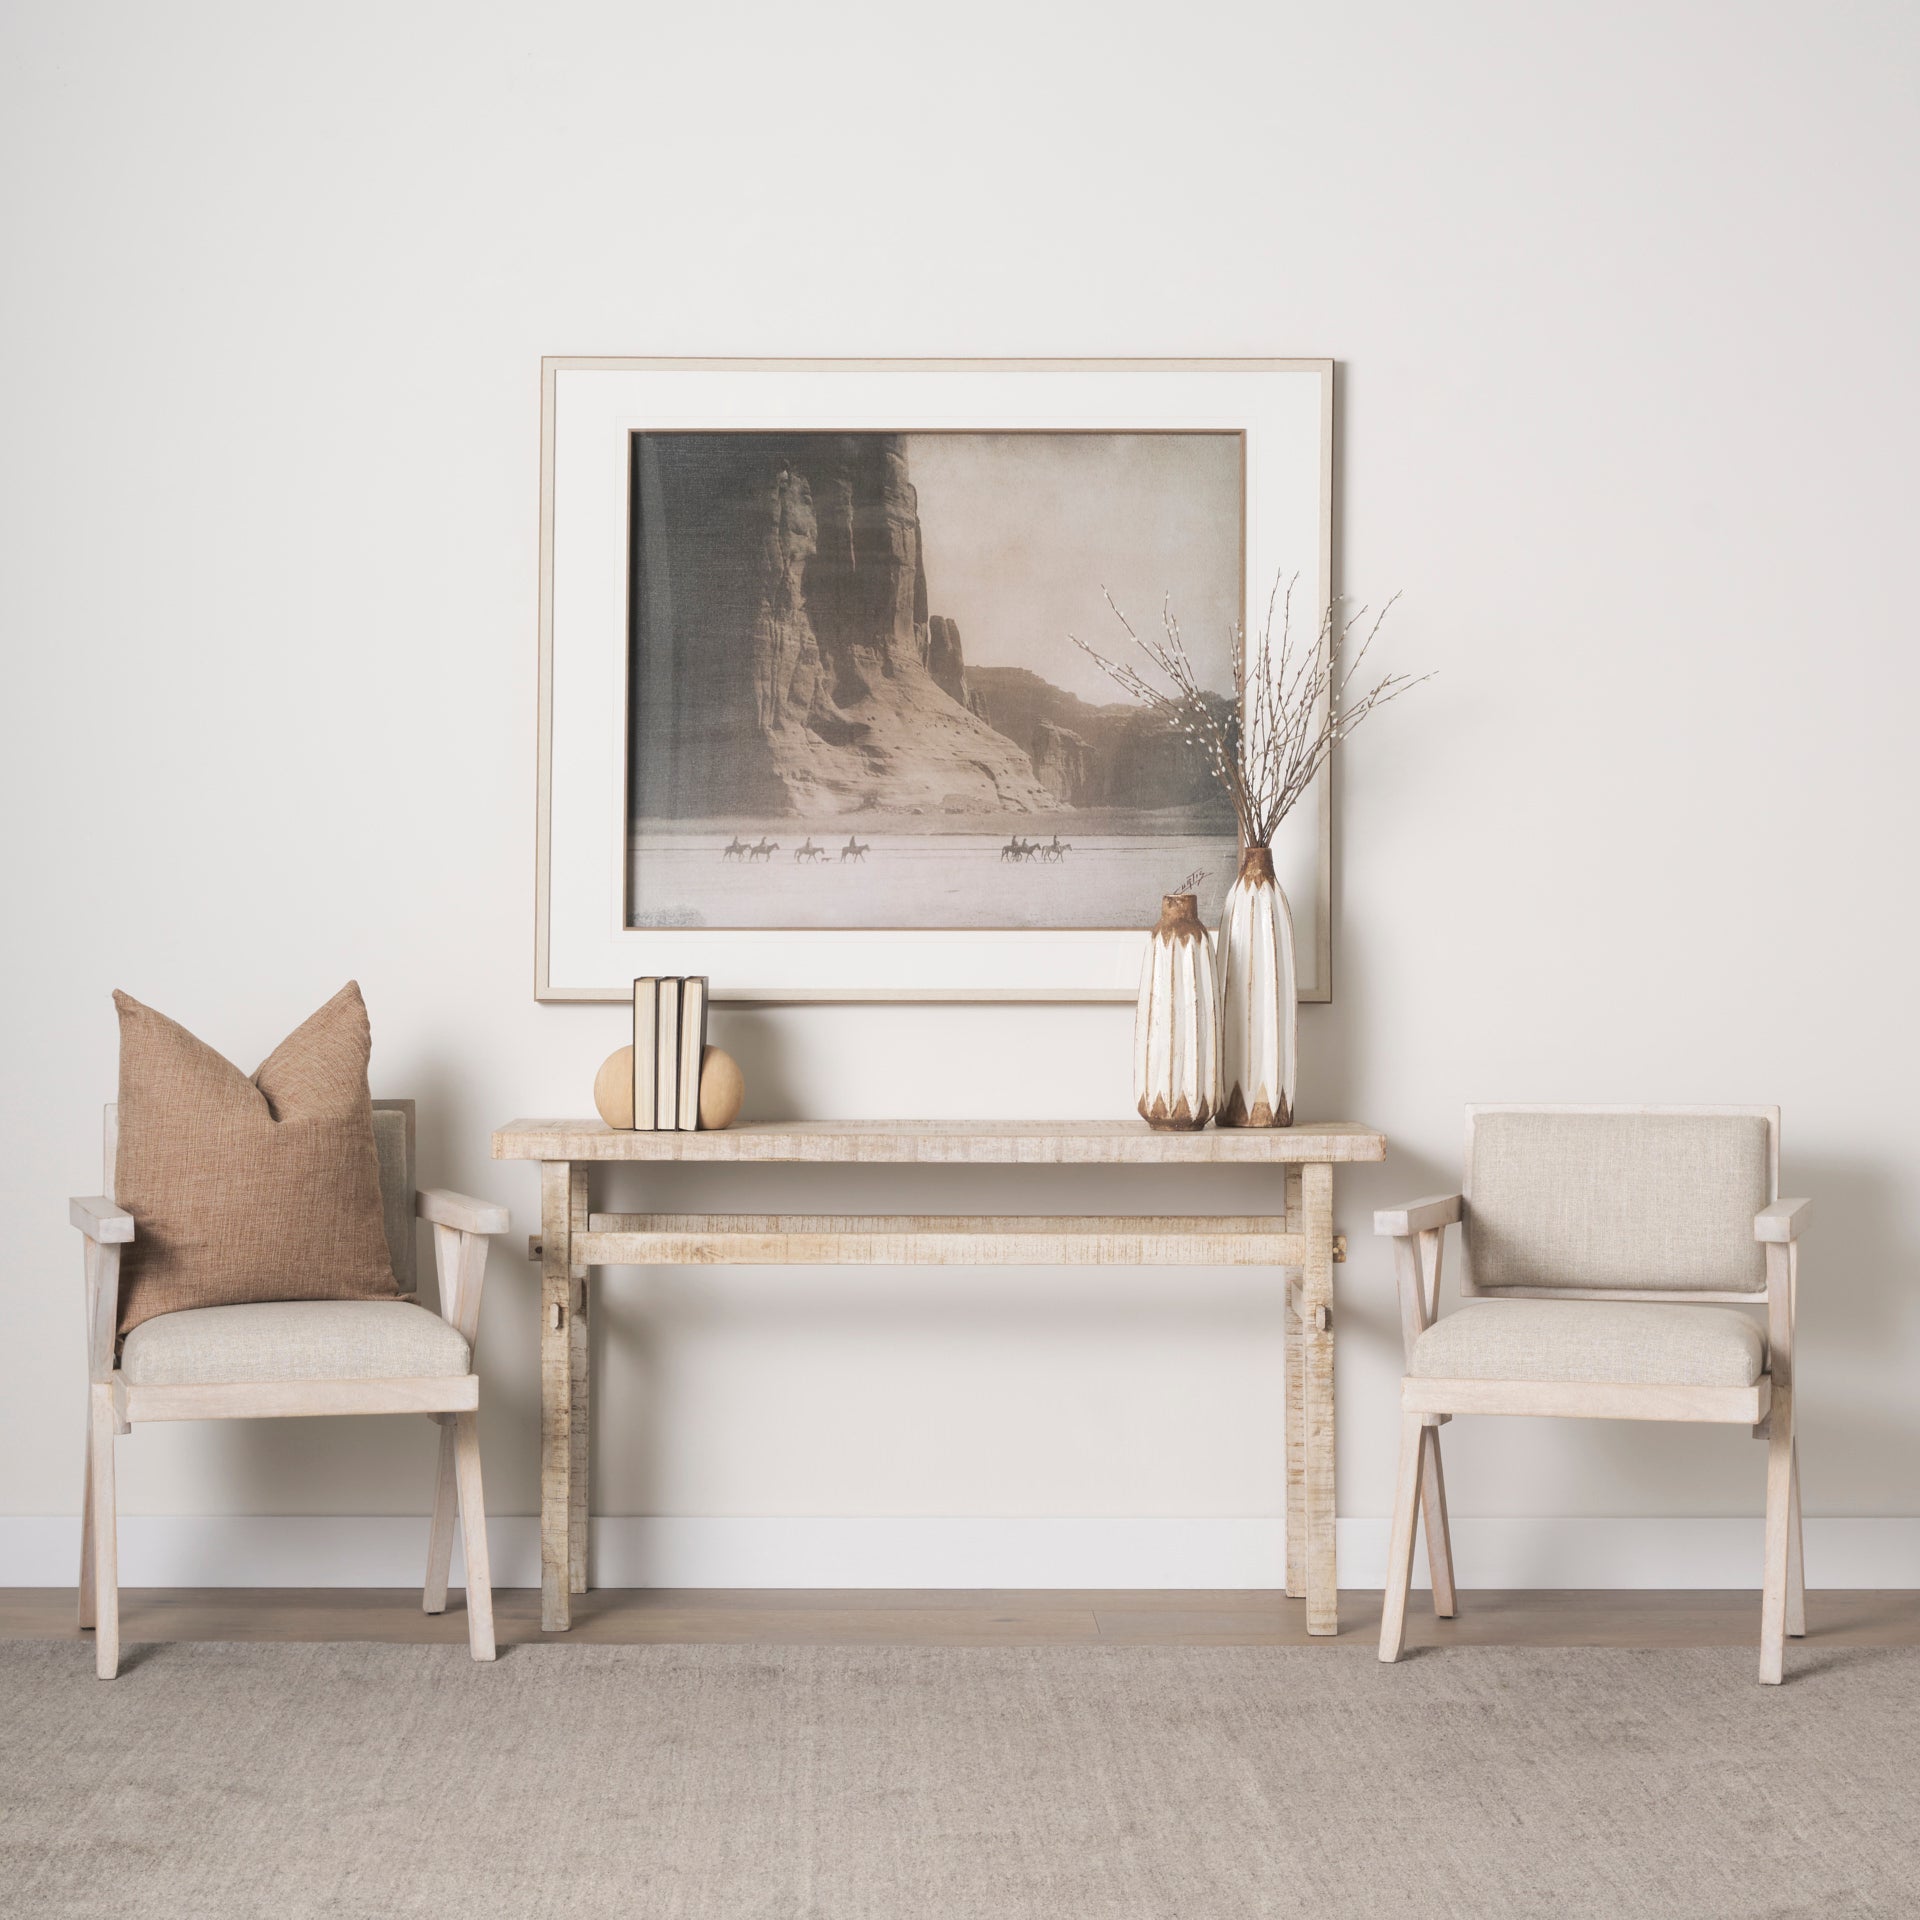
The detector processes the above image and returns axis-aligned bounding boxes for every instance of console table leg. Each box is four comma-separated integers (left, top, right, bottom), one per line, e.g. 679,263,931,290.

539,1160,574,1632
1283,1169,1304,1599
1301,1160,1338,1635
568,1165,591,1597
1284,1273,1305,1599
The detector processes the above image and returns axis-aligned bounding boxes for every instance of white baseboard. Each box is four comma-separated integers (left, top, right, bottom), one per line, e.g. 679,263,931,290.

3,1515,1918,1589
1336,1517,1920,1591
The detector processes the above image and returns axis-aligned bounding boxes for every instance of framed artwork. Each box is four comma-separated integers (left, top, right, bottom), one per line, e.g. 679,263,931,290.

536,357,1334,1003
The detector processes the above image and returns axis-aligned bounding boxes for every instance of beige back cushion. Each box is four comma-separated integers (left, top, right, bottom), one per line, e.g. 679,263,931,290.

370,1103,416,1292
112,984,402,1333
1466,1110,1773,1294
109,1098,415,1299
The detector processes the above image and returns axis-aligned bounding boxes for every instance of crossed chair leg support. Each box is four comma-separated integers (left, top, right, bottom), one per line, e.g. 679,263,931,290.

421,1411,496,1661
81,1399,496,1679
1378,1415,1457,1663
1377,1412,1807,1684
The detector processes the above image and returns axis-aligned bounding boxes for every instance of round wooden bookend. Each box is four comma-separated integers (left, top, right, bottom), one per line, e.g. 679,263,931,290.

592,1045,634,1130
698,1046,744,1130
595,1042,741,1129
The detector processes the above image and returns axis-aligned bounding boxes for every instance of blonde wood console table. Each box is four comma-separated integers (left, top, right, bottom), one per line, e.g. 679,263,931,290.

491,1119,1386,1635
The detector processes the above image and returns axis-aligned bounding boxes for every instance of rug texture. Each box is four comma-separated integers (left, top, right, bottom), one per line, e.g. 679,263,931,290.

1,1640,1914,1919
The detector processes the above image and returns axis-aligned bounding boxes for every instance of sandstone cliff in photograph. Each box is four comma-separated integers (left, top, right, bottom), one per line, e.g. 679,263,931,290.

628,431,1231,827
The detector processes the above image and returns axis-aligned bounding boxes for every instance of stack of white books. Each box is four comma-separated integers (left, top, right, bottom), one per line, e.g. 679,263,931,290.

629,976,709,1131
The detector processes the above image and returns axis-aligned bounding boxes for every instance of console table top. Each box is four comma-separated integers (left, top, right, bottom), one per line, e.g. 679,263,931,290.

493,1117,1386,1165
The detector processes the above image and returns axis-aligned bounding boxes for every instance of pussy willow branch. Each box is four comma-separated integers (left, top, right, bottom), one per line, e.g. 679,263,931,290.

1069,576,1431,849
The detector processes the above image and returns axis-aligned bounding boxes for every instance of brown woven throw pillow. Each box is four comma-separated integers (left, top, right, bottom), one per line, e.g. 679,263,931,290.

113,983,400,1335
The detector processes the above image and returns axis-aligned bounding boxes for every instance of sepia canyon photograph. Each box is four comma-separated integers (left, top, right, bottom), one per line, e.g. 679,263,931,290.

626,429,1245,930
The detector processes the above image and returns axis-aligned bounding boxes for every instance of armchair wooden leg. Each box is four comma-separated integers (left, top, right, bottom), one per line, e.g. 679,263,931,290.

452,1410,496,1662
88,1385,119,1680
78,1420,95,1633
1759,1397,1794,1685
423,1419,458,1616
1419,1422,1457,1619
1786,1438,1806,1639
1378,1410,1425,1663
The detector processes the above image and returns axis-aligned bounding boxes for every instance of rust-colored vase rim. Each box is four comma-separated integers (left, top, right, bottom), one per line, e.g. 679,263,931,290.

1155,891,1206,939
1237,845,1276,881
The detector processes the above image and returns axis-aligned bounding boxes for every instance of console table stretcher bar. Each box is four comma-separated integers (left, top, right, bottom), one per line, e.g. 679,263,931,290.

578,1216,1306,1266
493,1119,1385,1637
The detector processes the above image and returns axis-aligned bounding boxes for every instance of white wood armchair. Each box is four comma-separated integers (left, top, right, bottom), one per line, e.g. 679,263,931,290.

70,1100,510,1677
1374,1105,1808,1684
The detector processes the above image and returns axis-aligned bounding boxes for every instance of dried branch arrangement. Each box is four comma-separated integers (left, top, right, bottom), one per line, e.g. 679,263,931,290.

1069,575,1430,849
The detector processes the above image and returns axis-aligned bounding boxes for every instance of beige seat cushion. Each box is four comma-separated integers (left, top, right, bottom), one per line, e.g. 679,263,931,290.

113,983,401,1334
1410,1300,1765,1389
120,1300,470,1386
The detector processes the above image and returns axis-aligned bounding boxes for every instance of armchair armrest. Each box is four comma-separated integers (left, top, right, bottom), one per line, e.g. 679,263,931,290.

1755,1198,1811,1244
417,1189,510,1236
419,1190,507,1346
70,1196,135,1244
72,1198,131,1383
1374,1194,1463,1238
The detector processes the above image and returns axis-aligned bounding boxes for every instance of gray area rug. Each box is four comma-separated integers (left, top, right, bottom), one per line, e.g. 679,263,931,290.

1,1641,1915,1919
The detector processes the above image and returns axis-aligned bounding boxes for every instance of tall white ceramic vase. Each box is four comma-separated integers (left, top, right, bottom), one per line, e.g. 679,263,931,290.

1217,845,1297,1128
1133,891,1219,1131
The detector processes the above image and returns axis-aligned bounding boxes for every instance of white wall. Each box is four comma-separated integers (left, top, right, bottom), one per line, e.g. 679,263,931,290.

3,0,1917,1585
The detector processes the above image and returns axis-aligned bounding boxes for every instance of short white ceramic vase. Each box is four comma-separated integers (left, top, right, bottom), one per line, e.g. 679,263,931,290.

1217,845,1297,1128
1134,891,1219,1131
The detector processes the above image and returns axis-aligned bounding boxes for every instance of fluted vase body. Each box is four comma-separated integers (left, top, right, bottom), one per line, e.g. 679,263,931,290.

1133,892,1219,1131
1217,845,1297,1128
